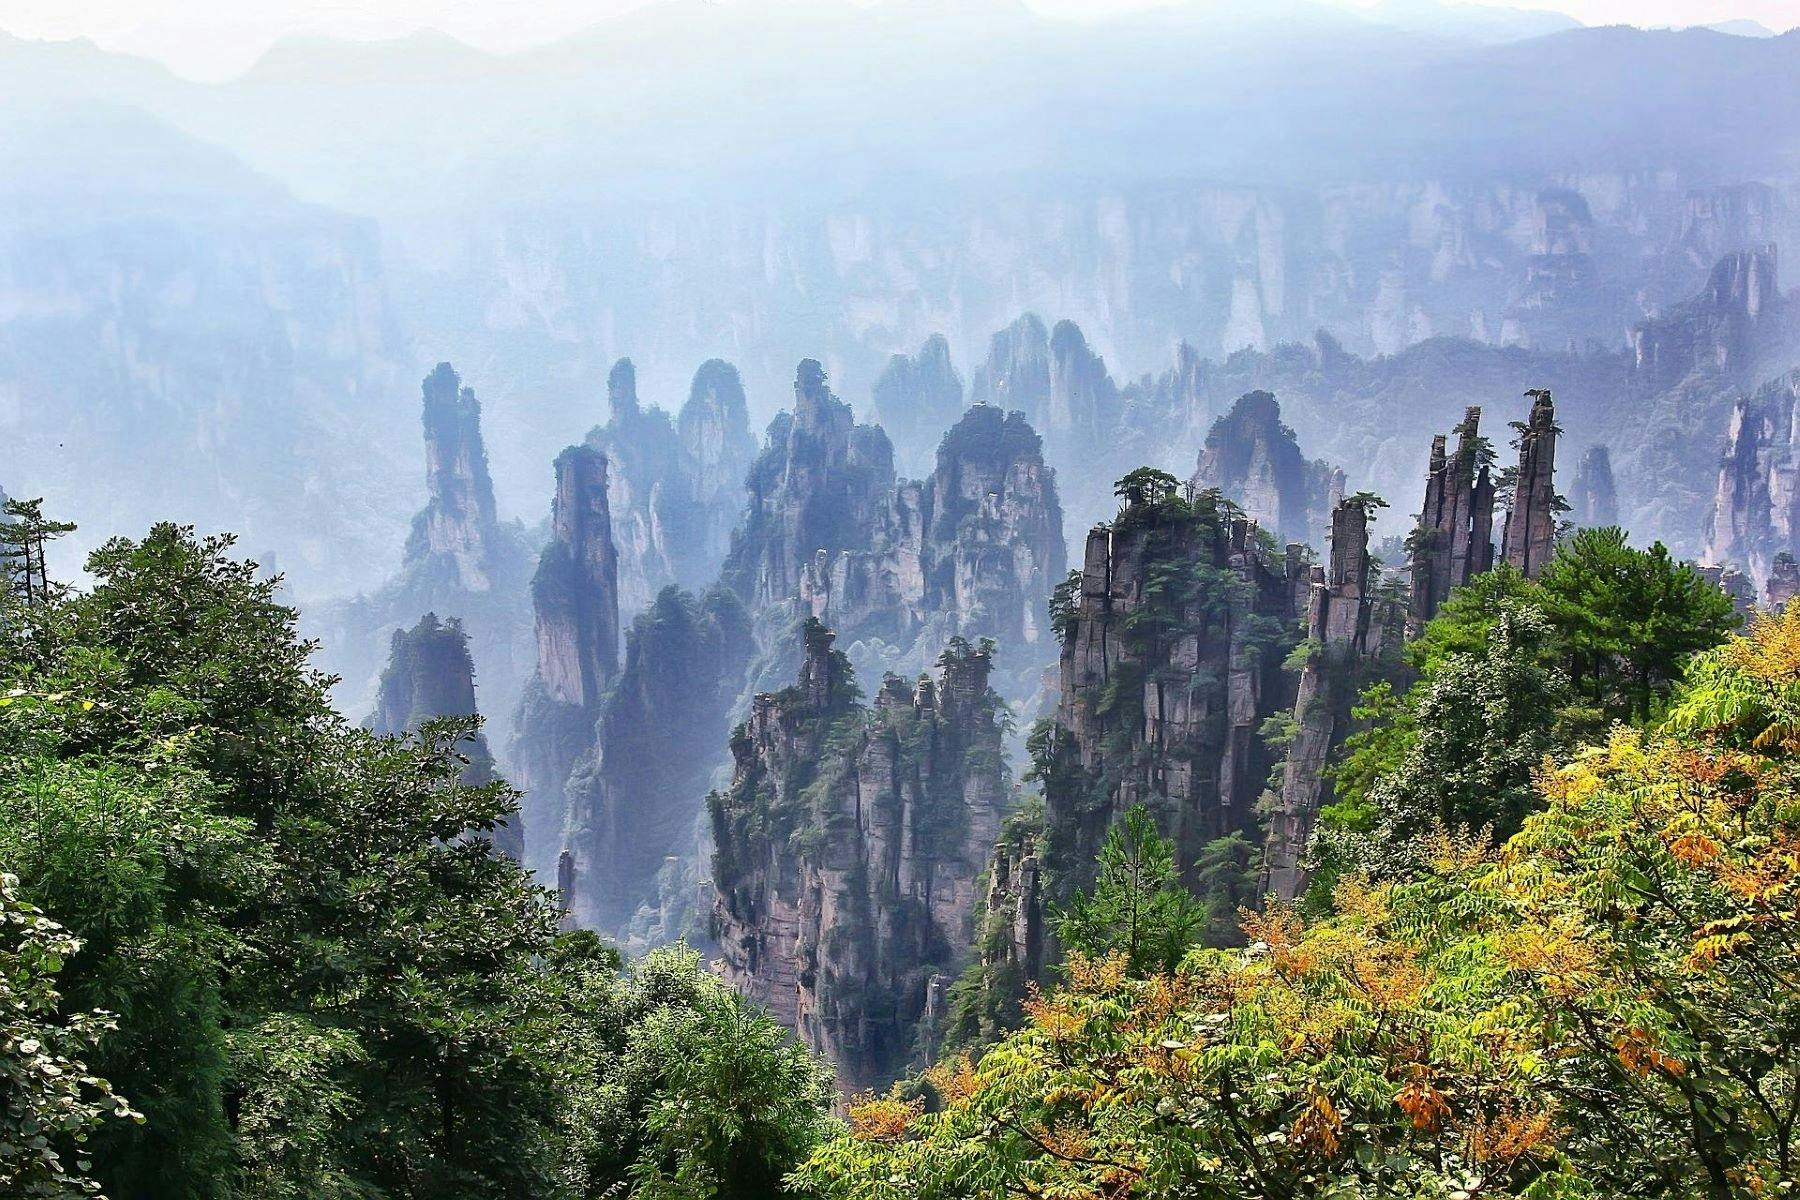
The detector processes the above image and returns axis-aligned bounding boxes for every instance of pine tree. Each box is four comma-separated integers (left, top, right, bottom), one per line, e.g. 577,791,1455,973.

0,498,76,606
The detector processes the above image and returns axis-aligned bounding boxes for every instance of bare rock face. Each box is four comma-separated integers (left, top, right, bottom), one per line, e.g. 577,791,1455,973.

1500,389,1561,578
535,446,621,710
1631,247,1785,397
723,359,897,609
1409,407,1497,627
969,314,1052,421
1037,488,1305,891
510,444,621,877
407,363,502,592
679,359,758,574
709,622,1011,1094
869,335,966,476
1569,445,1619,529
370,613,522,860
1190,390,1342,547
1769,554,1800,612
800,404,1067,681
1047,320,1123,458
589,357,759,618
560,584,752,944
1703,371,1800,592
1697,564,1757,618
586,359,686,618
1261,501,1403,900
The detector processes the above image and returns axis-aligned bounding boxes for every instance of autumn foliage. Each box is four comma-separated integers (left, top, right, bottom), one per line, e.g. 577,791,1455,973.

795,606,1800,1198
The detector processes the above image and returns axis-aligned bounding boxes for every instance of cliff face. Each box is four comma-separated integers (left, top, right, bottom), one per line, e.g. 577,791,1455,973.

969,315,1124,529
511,444,621,877
1500,390,1561,578
1409,407,1497,627
1190,390,1342,546
370,613,522,859
316,363,536,752
559,585,752,944
1261,501,1403,900
722,360,897,609
407,363,502,592
1703,371,1800,590
589,357,759,618
710,623,1011,1094
1036,488,1306,890
1570,445,1619,529
1631,247,1786,397
679,359,758,575
969,314,1052,421
869,335,966,476
799,404,1067,680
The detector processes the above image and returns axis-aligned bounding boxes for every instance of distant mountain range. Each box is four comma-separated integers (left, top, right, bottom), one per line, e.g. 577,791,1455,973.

1,4,1797,600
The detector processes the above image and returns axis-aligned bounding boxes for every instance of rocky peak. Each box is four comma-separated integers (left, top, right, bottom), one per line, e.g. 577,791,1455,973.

1190,390,1341,546
1263,499,1403,900
969,313,1052,421
608,357,640,417
1500,389,1561,578
1631,247,1787,395
870,334,966,475
1570,445,1619,528
723,360,895,607
794,402,1066,698
406,362,501,592
510,443,622,879
370,612,521,859
1041,488,1305,887
1047,320,1121,449
709,629,1011,1094
535,445,620,710
1703,370,1800,590
1409,406,1496,627
558,584,752,942
371,611,483,736
679,360,755,502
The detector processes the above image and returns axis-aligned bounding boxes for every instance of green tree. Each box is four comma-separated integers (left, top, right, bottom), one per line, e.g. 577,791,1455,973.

0,871,138,1199
0,522,838,1199
1536,525,1738,721
1053,806,1204,977
0,498,77,607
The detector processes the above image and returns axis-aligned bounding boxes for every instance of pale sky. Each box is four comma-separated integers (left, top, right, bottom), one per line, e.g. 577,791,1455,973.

2,0,1796,80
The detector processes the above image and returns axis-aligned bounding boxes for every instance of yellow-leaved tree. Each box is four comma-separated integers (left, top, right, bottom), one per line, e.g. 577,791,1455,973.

795,606,1800,1199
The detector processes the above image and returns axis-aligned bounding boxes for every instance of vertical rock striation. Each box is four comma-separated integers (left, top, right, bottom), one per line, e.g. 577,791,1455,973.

1035,486,1305,891
588,357,759,618
407,363,502,592
1631,247,1785,397
511,444,621,878
370,613,522,859
1189,390,1343,546
1569,445,1619,529
709,622,1012,1094
1409,407,1497,627
679,359,758,576
319,363,535,752
1703,372,1800,592
723,360,897,609
969,314,1053,422
559,585,752,943
1261,501,1402,900
797,403,1067,690
1500,389,1561,578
